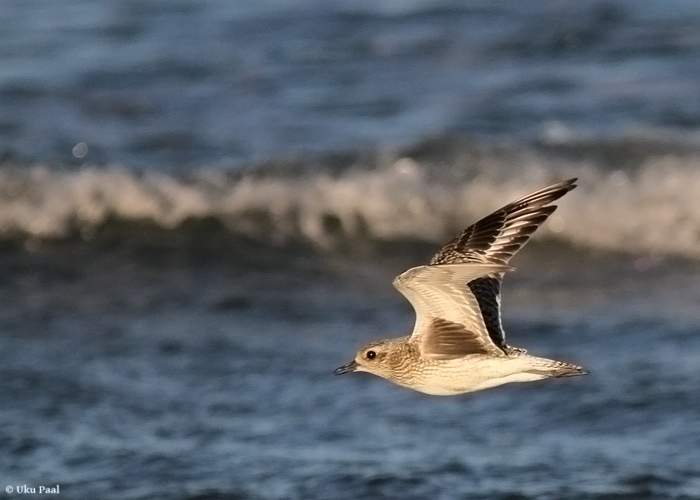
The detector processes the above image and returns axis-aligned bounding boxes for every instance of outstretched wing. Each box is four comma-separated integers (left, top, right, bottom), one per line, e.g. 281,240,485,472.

415,179,577,355
393,263,513,358
430,178,577,266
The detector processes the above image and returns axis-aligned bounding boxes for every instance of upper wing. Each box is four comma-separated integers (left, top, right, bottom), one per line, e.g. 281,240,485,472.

393,263,512,358
428,178,577,351
430,178,577,266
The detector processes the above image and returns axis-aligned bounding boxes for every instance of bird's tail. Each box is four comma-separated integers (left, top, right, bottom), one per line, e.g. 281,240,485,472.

550,361,588,377
527,358,588,378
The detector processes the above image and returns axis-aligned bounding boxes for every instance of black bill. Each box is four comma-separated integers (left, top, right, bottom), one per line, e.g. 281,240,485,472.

334,360,358,375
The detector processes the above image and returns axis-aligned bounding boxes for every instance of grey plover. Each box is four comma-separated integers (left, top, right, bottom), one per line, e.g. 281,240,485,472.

334,178,586,395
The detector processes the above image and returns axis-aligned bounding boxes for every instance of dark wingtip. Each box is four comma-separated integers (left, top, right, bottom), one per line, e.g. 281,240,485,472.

563,177,578,191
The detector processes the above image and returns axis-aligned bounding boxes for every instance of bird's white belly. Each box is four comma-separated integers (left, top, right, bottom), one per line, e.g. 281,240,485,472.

410,358,547,396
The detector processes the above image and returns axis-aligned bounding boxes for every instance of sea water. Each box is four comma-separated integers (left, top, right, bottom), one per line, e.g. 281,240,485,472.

2,1,700,499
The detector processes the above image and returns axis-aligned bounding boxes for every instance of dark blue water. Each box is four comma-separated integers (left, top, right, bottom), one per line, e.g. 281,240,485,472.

2,2,700,499
2,240,700,500
3,0,700,169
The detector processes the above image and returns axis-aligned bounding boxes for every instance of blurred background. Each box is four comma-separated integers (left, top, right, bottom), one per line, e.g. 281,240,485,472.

2,1,700,499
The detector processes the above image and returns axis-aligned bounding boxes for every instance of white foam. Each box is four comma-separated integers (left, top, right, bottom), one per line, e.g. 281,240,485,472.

562,156,700,258
3,152,700,259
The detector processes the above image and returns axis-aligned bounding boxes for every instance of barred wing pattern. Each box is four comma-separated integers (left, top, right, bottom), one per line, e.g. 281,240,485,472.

412,179,577,355
430,178,577,266
393,263,512,358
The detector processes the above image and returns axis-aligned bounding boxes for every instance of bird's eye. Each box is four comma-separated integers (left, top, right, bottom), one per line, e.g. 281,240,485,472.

366,350,376,360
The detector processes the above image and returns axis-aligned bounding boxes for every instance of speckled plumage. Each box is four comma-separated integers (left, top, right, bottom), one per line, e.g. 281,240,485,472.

335,179,587,395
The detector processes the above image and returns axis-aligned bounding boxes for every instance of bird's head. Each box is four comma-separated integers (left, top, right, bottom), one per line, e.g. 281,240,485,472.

334,338,405,380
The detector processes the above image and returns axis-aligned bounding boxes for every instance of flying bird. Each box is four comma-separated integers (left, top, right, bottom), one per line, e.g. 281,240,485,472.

334,178,586,395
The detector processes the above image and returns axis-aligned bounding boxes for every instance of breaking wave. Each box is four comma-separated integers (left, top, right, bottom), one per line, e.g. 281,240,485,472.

3,138,700,259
